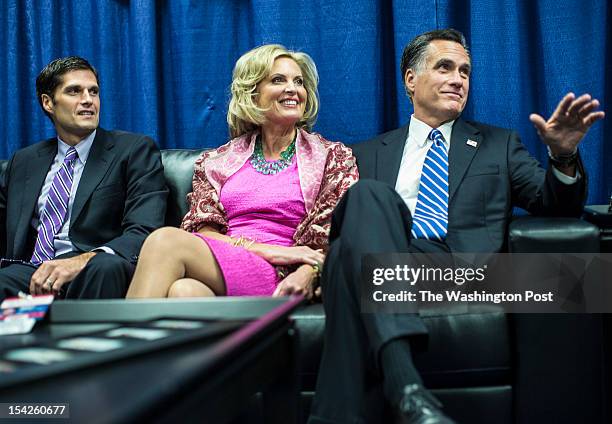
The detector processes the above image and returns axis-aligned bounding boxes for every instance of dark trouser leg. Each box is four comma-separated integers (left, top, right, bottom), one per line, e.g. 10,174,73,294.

309,180,449,424
64,253,135,299
0,263,37,301
330,180,449,358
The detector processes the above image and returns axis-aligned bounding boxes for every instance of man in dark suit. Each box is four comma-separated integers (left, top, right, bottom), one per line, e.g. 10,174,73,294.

308,29,604,424
0,56,168,301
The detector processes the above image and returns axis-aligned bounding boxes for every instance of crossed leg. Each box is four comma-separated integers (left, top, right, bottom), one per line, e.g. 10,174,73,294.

126,227,226,298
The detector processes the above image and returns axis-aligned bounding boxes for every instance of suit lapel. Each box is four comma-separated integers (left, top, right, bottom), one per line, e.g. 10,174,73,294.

71,128,116,224
377,125,409,186
14,140,57,255
448,119,481,203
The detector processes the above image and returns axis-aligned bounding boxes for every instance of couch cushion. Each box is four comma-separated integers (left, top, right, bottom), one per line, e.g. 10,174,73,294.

161,149,205,226
291,304,326,388
292,304,510,390
415,305,510,388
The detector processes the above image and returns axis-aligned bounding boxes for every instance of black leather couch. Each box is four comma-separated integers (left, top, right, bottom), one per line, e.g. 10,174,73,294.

158,149,608,424
0,150,607,423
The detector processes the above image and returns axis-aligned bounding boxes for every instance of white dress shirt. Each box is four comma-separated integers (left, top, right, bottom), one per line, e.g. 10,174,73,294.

395,116,454,215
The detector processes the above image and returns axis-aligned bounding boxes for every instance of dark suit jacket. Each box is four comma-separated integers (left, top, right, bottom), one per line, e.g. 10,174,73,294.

352,118,587,252
0,128,168,263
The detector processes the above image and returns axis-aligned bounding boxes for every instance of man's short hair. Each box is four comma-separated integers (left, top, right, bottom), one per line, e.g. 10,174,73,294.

400,28,470,99
36,56,99,119
227,44,320,139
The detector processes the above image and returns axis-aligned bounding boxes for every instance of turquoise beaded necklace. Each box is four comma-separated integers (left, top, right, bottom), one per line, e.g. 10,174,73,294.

250,135,296,175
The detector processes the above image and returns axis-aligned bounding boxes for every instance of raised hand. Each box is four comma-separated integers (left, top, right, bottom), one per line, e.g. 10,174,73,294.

529,92,605,155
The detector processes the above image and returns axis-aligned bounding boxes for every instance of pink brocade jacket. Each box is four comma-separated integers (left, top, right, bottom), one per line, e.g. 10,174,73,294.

180,128,359,252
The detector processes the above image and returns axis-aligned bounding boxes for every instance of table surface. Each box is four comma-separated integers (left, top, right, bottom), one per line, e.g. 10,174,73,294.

0,296,303,424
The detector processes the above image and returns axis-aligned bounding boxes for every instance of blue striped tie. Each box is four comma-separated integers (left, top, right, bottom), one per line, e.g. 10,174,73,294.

31,147,78,265
411,129,449,241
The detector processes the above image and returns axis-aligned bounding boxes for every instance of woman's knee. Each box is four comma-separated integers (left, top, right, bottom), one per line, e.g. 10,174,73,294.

142,227,190,254
168,278,215,298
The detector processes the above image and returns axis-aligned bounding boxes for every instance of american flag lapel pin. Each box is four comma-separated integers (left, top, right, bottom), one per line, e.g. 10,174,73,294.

466,139,478,148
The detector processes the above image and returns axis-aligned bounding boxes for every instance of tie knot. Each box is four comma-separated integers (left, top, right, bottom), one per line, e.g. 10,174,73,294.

428,129,445,147
65,147,78,162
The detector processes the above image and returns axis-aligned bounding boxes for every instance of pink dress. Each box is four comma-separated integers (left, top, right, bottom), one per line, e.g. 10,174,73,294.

193,158,306,296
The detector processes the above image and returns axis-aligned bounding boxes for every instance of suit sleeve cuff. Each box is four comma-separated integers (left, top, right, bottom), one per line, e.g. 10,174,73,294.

551,165,581,185
92,246,115,255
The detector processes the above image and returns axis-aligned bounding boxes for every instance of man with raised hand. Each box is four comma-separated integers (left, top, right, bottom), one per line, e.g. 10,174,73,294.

309,28,604,424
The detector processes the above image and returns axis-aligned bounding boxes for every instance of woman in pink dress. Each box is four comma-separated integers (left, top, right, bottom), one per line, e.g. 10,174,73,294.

127,44,358,299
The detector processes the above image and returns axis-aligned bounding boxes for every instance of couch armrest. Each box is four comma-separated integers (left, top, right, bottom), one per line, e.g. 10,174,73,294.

508,216,606,423
508,216,600,253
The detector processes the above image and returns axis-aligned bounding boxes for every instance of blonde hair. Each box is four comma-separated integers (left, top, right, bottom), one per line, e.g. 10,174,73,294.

227,44,320,138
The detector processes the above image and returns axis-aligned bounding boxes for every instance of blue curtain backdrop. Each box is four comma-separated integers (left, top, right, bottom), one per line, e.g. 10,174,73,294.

0,0,610,203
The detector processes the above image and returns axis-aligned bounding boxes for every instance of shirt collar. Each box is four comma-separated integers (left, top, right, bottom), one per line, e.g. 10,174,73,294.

408,115,454,148
57,129,96,164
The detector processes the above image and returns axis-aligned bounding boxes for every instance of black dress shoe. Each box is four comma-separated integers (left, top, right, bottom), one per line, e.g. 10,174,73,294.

399,384,456,424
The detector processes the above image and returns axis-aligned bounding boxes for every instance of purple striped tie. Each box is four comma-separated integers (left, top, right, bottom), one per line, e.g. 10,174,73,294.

31,147,78,265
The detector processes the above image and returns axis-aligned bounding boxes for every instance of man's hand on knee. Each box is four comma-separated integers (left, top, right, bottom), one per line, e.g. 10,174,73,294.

30,252,98,295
